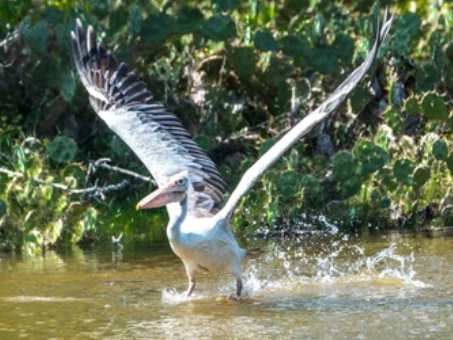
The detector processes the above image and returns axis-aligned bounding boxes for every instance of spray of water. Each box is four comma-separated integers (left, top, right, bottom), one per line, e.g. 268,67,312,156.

162,226,428,304
237,235,428,298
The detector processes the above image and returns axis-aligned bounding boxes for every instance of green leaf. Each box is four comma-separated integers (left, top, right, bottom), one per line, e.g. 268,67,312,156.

332,150,357,181
446,63,453,92
259,138,275,155
199,15,236,41
432,139,448,161
175,6,204,33
59,70,76,102
349,86,371,113
22,19,48,55
279,35,309,57
412,165,430,189
277,171,300,198
403,96,421,116
129,5,142,36
353,141,389,176
42,7,64,25
263,55,292,85
380,197,391,209
339,176,362,199
306,46,338,74
380,168,398,192
333,34,354,64
391,13,421,55
142,14,174,44
212,0,238,12
254,28,277,52
0,200,6,217
383,108,404,133
393,159,414,185
55,23,72,51
421,92,448,121
47,136,78,163
447,153,453,174
300,175,323,205
416,63,440,92
228,46,257,81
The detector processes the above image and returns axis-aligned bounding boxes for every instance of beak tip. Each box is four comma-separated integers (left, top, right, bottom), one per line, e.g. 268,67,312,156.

135,203,141,210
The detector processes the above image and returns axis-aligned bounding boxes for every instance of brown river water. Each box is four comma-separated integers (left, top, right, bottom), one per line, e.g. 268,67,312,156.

1,233,453,339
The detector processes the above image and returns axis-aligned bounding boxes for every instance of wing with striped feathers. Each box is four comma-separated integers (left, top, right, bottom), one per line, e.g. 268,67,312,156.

71,19,225,216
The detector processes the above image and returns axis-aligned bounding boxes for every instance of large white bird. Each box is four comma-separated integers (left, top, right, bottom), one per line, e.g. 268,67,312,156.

71,11,393,298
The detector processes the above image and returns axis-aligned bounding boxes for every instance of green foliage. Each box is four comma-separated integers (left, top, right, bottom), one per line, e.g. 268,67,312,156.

353,141,389,177
1,0,452,251
432,139,448,161
200,15,236,41
332,151,357,181
254,29,278,52
412,165,431,189
393,159,414,185
422,93,449,121
0,134,86,254
47,135,77,163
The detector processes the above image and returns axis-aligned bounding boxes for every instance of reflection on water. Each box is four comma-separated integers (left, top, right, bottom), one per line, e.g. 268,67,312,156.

1,234,453,339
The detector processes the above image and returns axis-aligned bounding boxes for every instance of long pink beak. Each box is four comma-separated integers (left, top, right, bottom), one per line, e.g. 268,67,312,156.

136,185,184,210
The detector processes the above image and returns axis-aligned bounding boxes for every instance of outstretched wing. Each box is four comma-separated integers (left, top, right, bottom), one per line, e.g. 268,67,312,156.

219,10,394,221
71,19,225,216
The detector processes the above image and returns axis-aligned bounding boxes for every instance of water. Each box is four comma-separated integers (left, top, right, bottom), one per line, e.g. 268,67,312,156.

1,234,453,339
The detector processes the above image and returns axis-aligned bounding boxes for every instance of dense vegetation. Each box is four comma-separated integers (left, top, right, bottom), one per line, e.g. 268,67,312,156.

0,0,452,254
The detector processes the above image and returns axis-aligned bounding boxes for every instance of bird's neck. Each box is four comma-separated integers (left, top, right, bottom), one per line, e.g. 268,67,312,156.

166,197,188,241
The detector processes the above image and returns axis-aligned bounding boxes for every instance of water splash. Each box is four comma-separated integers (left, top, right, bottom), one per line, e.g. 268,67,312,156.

161,231,428,304
240,236,428,298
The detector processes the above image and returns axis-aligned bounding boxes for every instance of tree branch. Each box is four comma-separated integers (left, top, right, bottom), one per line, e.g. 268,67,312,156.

0,158,155,201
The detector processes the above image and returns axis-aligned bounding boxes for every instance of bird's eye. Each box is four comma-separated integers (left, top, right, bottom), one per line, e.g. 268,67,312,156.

176,178,186,185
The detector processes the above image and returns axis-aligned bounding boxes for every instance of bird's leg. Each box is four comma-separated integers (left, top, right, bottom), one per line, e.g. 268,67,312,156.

236,278,243,297
184,267,196,297
185,277,196,297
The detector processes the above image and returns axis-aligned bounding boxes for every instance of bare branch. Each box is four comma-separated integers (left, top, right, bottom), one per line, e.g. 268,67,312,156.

90,158,155,184
0,166,130,197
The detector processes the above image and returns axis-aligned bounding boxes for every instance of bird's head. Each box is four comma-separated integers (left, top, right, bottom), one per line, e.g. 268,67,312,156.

136,172,189,210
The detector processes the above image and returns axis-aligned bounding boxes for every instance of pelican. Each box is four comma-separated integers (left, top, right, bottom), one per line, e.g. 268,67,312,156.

71,11,393,298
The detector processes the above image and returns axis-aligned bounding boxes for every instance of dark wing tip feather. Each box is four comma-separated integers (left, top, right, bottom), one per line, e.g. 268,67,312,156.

71,18,226,212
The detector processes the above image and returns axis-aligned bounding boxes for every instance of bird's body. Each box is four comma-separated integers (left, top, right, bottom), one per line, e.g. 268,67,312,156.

168,207,245,275
164,193,246,295
71,11,393,297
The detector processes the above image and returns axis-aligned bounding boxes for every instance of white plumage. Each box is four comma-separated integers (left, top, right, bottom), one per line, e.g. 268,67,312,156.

71,11,393,297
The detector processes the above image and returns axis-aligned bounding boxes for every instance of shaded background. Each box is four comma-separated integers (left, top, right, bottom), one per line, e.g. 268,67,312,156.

0,0,452,254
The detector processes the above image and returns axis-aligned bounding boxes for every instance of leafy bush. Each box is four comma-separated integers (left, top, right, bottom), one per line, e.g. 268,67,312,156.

0,0,452,252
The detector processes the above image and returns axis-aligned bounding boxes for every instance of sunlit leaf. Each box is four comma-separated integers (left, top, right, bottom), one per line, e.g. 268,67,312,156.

393,159,413,185
421,92,448,121
432,139,448,161
353,141,389,176
412,165,430,189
